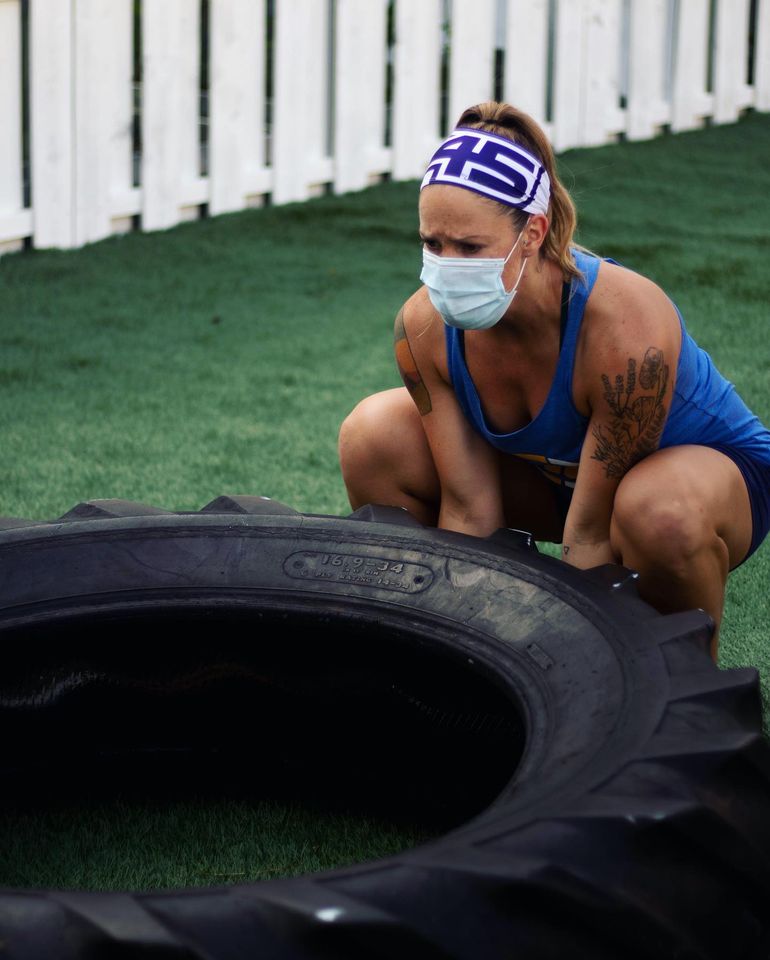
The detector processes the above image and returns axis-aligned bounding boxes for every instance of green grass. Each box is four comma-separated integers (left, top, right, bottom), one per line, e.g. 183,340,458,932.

0,797,429,892
0,109,769,891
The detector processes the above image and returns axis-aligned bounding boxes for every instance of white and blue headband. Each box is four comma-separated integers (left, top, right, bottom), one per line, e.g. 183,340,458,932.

420,127,551,215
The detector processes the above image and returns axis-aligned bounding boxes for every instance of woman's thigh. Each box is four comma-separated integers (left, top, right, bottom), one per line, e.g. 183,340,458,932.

610,444,754,570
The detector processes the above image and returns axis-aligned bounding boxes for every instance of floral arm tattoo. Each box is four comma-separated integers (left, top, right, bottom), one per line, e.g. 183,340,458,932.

394,308,432,415
591,347,669,479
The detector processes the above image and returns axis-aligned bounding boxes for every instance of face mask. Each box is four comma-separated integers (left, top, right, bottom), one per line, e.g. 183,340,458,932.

419,226,528,331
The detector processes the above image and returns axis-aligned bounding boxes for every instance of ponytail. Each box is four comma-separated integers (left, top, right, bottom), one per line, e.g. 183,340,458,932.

456,101,586,282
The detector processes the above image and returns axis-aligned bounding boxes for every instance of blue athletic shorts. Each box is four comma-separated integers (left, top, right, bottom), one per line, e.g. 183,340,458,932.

710,445,770,567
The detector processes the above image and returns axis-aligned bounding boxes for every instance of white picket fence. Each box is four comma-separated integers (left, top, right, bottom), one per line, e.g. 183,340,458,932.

1,0,769,255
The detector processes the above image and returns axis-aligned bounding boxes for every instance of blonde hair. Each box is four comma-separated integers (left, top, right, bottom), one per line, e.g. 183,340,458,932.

455,101,584,282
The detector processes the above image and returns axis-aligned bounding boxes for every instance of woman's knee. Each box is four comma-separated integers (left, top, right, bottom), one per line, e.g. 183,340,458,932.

338,394,378,471
338,388,438,515
338,389,410,477
610,473,712,569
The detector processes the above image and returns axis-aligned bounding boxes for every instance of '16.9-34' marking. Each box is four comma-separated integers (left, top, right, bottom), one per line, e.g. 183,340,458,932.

283,551,434,593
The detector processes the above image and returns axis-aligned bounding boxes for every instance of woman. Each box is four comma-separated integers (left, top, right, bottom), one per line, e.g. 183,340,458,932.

337,101,770,658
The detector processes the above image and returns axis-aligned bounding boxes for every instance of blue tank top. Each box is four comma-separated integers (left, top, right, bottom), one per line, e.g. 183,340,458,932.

444,247,770,490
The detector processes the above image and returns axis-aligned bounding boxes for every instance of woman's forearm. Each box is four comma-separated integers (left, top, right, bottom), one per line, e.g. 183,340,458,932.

560,534,617,569
438,492,504,539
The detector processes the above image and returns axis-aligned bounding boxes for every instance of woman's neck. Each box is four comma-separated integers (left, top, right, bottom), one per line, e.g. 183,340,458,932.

497,256,566,342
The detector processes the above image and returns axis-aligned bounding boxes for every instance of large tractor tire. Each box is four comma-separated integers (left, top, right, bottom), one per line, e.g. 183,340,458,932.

0,495,768,960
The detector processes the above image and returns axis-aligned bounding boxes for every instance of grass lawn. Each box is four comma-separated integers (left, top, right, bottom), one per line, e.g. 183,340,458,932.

0,109,768,891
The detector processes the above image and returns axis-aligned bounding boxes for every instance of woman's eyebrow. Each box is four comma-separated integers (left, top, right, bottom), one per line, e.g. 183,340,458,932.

418,231,490,242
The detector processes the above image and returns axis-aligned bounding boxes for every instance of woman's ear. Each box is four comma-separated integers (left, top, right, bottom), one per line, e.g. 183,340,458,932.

522,213,549,254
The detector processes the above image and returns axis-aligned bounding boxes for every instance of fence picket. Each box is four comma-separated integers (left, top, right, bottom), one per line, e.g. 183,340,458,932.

334,0,390,194
713,0,753,122
671,0,712,132
626,0,670,140
503,0,551,136
142,0,202,231
582,0,625,145
0,0,26,252
29,0,74,248
758,0,770,110
271,0,332,203
391,0,442,180
448,0,497,130
74,0,134,245
209,0,269,214
551,0,586,151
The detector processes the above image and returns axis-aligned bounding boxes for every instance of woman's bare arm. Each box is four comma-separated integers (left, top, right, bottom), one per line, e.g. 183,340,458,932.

562,265,681,568
395,293,505,536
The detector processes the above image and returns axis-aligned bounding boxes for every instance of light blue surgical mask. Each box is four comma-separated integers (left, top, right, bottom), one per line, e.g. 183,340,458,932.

419,226,528,330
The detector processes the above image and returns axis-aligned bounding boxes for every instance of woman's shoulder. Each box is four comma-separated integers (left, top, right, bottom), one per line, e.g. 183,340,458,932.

587,256,678,335
574,254,683,388
571,257,682,412
394,286,448,377
400,284,435,320
395,287,443,346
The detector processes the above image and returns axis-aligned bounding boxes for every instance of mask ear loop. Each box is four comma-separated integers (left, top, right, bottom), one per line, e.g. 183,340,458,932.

504,256,528,298
503,217,531,297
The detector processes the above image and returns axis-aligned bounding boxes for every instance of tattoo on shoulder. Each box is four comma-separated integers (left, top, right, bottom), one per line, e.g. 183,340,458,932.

394,307,432,415
591,347,669,479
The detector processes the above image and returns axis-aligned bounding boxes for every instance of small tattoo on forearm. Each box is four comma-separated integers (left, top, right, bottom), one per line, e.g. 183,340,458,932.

394,308,432,415
591,347,669,479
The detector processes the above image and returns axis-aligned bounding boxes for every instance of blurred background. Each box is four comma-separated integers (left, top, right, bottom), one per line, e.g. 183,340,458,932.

1,0,767,254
